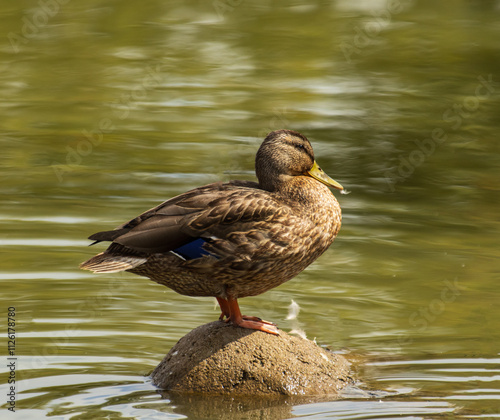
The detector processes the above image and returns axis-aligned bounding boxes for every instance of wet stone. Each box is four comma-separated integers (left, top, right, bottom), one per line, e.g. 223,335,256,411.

151,321,353,396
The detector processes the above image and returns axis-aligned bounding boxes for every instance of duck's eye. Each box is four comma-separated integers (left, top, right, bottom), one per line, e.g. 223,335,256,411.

294,143,305,151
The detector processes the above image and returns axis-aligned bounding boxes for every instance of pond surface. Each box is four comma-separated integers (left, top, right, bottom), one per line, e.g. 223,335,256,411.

1,1,499,419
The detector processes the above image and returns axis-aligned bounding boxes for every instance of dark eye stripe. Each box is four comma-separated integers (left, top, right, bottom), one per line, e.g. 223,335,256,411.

292,142,314,160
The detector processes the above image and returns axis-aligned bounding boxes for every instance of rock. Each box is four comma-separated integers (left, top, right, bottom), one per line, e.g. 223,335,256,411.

151,321,353,396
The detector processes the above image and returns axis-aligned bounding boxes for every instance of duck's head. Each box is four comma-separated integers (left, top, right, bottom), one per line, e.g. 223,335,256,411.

255,129,344,192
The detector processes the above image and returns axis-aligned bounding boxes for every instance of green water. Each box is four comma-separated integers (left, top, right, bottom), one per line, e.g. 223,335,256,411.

1,1,499,419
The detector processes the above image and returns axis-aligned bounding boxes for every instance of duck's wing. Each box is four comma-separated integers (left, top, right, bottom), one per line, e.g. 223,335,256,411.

86,182,227,248
85,181,286,256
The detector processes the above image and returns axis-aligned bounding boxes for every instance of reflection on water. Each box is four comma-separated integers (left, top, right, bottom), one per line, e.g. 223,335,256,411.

1,0,499,419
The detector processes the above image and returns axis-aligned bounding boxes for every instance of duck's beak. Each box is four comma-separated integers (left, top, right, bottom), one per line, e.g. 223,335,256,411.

306,161,344,190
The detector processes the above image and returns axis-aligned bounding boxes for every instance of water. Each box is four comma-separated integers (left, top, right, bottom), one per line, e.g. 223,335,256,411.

1,1,499,418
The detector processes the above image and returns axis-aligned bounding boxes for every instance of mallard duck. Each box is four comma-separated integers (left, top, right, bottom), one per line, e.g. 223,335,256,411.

80,129,343,335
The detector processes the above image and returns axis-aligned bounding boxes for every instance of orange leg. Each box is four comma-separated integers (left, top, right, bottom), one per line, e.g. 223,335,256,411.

216,297,279,335
216,297,230,321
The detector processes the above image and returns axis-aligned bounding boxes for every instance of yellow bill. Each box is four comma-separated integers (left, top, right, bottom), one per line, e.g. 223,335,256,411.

306,161,344,190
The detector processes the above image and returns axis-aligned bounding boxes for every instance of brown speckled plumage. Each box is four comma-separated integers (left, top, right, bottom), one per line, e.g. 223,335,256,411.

80,130,343,334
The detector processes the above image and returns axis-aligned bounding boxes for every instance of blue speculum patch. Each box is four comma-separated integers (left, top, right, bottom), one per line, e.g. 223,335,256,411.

173,237,214,260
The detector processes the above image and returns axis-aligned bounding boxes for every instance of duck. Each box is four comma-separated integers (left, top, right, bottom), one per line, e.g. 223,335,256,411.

80,129,344,335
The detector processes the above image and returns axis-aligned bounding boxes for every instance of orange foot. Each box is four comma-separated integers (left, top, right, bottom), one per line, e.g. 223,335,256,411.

234,317,280,335
216,297,279,335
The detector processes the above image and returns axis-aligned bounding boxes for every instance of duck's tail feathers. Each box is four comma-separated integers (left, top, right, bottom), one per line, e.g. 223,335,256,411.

80,252,147,273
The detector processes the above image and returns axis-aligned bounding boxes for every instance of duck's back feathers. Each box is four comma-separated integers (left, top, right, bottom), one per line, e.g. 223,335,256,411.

80,180,299,274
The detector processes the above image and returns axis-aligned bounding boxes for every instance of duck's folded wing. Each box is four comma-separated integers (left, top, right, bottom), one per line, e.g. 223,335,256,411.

87,182,287,256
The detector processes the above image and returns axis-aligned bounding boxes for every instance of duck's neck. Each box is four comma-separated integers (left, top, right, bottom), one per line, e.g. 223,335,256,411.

260,175,334,206
259,175,340,235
